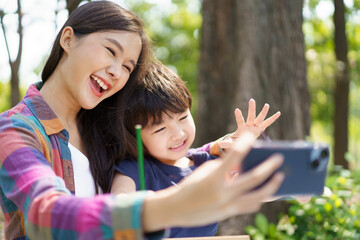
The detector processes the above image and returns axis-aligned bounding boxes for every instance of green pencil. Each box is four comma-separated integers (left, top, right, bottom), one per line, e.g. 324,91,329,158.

135,124,145,190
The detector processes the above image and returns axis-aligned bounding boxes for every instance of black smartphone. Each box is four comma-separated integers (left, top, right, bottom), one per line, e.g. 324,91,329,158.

242,140,329,196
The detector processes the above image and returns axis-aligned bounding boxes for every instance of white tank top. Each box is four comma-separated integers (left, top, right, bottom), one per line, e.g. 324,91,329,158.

68,143,97,197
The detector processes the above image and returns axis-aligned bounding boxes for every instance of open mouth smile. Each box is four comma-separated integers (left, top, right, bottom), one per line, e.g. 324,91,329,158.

169,140,187,150
90,74,112,97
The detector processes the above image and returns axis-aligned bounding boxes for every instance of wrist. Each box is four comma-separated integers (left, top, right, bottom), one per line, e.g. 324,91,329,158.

210,133,233,156
142,186,180,232
219,133,233,154
222,133,232,141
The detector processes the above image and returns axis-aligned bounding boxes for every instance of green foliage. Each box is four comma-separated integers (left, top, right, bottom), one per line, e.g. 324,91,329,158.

126,0,201,96
304,9,335,124
304,0,360,168
246,214,293,240
246,167,360,239
245,213,293,240
306,0,323,12
124,0,201,115
0,82,11,112
354,0,360,10
122,0,360,163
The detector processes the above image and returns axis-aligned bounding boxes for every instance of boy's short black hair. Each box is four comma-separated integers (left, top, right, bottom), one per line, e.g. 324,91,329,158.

123,61,192,158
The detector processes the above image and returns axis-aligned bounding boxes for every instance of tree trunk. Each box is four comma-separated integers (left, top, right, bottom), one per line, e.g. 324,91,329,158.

66,0,84,15
10,62,20,107
333,0,349,169
66,0,89,15
196,0,309,145
1,0,23,107
197,0,309,234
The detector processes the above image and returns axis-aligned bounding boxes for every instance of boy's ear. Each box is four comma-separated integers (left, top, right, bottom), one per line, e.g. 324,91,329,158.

59,26,75,53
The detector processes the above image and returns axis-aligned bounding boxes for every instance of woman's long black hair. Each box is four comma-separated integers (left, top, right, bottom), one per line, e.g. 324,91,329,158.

41,1,152,194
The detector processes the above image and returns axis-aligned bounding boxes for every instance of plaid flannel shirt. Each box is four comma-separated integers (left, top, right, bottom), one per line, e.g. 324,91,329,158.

0,83,152,240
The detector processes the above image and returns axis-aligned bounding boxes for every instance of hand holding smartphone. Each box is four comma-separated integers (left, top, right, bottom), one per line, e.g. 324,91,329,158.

242,140,329,196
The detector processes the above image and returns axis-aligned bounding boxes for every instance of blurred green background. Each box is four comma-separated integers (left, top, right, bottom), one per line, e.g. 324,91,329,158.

0,0,360,238
1,0,359,168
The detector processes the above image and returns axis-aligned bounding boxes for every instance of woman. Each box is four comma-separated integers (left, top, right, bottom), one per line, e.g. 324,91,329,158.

0,1,284,240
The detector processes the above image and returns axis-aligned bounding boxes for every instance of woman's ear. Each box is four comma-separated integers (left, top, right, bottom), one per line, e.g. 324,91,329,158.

59,26,75,53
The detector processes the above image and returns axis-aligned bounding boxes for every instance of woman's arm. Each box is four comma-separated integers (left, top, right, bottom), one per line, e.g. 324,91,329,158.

0,117,149,240
141,132,284,232
1,114,282,239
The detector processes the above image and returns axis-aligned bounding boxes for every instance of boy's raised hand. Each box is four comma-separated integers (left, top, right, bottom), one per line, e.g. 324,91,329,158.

218,98,281,149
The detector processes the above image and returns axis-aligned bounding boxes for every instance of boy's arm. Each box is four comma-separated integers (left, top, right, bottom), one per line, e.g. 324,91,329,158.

111,172,137,194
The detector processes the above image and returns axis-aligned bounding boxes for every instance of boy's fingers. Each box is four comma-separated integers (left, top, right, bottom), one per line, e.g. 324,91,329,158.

261,111,281,129
254,103,269,126
246,99,256,124
234,108,245,126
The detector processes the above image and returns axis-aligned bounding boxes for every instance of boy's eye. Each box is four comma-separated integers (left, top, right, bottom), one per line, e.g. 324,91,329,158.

180,115,188,121
106,47,116,56
154,127,165,134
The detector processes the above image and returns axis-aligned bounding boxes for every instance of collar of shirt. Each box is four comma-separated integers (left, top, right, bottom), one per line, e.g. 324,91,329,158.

23,82,66,136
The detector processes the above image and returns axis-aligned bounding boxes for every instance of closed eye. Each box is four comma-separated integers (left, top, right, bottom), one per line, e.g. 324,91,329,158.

153,127,165,134
180,115,188,121
123,65,132,73
106,47,116,56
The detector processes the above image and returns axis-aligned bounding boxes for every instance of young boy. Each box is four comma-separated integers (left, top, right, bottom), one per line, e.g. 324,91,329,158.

111,61,281,237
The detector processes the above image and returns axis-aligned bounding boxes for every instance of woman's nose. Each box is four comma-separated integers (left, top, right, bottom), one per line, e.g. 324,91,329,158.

106,64,121,80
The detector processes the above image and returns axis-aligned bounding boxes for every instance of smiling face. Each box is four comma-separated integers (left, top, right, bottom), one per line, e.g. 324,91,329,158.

141,109,196,166
60,28,142,109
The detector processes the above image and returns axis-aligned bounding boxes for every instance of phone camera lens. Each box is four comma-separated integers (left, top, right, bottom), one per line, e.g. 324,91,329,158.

312,159,320,169
321,149,328,159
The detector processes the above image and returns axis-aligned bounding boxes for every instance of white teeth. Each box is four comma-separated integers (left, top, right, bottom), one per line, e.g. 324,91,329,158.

171,141,184,149
99,81,105,88
91,75,108,90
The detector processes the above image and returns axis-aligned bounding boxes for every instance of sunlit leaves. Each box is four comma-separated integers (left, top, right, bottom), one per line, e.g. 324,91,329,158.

0,82,11,112
247,168,360,239
304,0,360,167
126,0,201,98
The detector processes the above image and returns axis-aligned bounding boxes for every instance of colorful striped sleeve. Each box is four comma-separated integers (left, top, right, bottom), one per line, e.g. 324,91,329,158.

0,115,156,240
187,141,222,158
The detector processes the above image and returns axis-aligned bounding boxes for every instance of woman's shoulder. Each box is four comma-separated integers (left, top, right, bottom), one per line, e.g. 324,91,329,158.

1,84,64,138
0,104,47,165
0,100,51,155
0,102,39,132
1,84,42,128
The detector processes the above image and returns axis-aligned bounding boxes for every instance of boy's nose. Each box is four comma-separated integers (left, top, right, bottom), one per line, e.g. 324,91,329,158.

171,128,185,140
